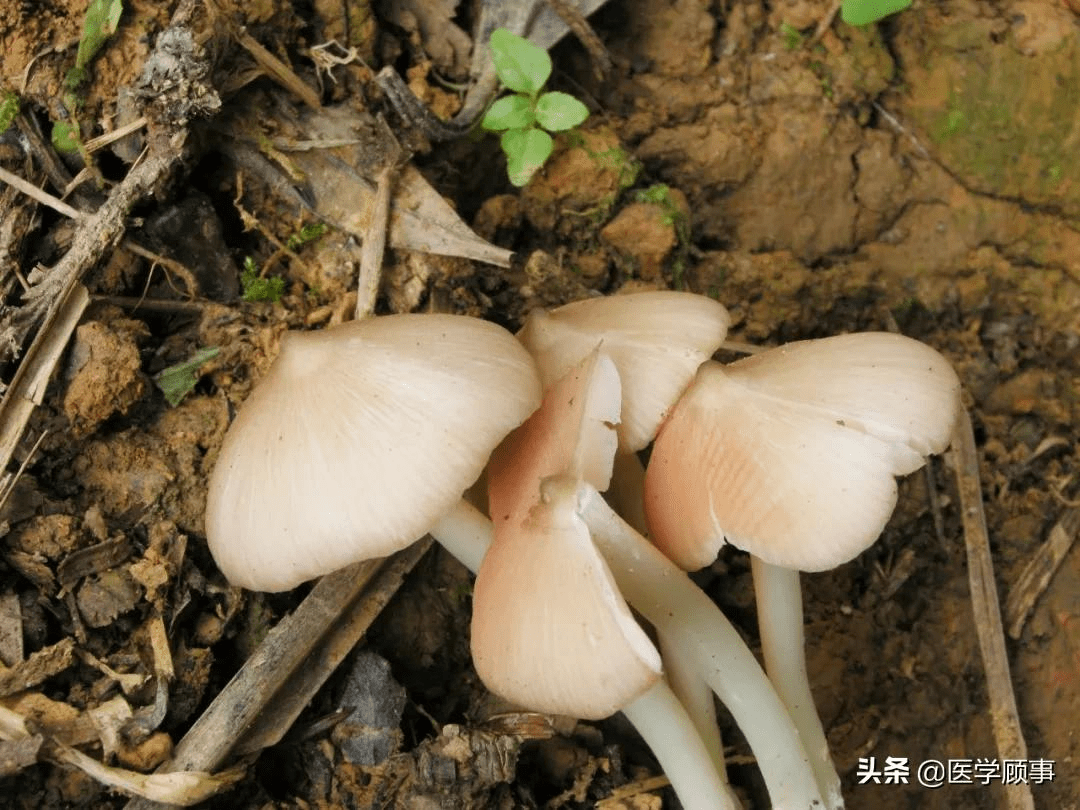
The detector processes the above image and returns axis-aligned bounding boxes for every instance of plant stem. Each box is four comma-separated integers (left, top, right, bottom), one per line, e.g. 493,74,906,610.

622,680,737,810
752,557,844,810
576,484,825,810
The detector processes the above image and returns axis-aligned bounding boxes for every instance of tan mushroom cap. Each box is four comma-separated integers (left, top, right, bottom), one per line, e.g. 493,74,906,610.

205,314,542,592
474,350,661,719
644,332,961,572
518,291,730,451
488,347,621,530
473,475,662,720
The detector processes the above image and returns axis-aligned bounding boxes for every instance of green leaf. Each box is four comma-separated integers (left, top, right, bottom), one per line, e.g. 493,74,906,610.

501,128,553,187
154,347,220,407
535,91,589,132
490,29,551,96
840,0,911,26
482,94,536,131
76,0,124,70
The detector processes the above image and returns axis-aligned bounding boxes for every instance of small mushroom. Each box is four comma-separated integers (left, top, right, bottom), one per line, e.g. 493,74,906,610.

487,347,621,531
473,474,662,720
515,290,732,774
477,348,816,810
644,331,962,809
205,313,542,591
517,290,730,451
644,331,961,569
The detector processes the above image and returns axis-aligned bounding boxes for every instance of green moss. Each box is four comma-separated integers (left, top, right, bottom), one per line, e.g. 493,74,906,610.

912,22,1080,213
240,257,285,303
0,92,19,135
780,22,804,51
286,222,328,250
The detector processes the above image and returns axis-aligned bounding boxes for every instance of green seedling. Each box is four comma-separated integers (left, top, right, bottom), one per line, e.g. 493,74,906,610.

841,0,911,26
481,28,590,187
240,256,286,303
52,0,123,153
779,22,804,51
286,222,328,251
154,346,220,407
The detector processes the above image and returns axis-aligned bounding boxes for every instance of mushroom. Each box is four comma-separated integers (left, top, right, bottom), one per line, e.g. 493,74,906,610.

517,290,730,451
643,331,962,809
475,349,733,809
205,313,542,591
516,289,732,771
477,348,823,810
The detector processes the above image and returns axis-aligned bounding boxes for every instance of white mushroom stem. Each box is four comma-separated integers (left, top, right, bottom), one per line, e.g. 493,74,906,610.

752,556,844,810
576,484,825,810
428,498,494,575
608,452,730,790
659,633,729,783
431,499,735,810
622,680,737,810
431,494,825,808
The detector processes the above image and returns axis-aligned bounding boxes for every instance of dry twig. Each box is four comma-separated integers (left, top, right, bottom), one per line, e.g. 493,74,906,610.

125,539,433,810
950,406,1035,810
1005,508,1080,639
355,163,397,320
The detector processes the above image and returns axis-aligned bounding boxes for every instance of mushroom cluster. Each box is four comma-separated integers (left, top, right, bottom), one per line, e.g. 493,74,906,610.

205,291,961,809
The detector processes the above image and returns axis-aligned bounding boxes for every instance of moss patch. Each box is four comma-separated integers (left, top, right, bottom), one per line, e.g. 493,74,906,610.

896,13,1080,218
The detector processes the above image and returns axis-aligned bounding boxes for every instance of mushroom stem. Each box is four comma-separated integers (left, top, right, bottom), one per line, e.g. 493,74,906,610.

752,556,844,810
435,498,735,810
622,680,738,810
576,484,826,810
659,633,730,787
609,452,730,790
429,498,493,574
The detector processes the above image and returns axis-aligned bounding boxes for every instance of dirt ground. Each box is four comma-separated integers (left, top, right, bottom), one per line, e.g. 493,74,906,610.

0,0,1078,808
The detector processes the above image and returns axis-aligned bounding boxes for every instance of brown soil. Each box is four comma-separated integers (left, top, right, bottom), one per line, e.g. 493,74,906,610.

1,1,1078,809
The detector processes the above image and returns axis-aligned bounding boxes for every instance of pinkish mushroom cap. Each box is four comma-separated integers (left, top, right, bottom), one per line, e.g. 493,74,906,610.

488,347,621,530
644,332,961,572
518,291,730,451
472,476,662,719
473,349,661,718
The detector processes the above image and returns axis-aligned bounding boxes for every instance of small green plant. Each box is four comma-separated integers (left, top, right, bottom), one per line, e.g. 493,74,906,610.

52,0,123,153
154,346,220,406
779,22,804,51
0,92,18,136
841,0,911,26
481,28,590,187
286,222,328,251
240,256,286,303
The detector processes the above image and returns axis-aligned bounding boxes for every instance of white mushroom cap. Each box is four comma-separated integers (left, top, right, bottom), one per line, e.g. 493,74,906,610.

488,347,621,530
517,291,730,451
205,314,542,591
472,475,662,720
644,332,961,572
